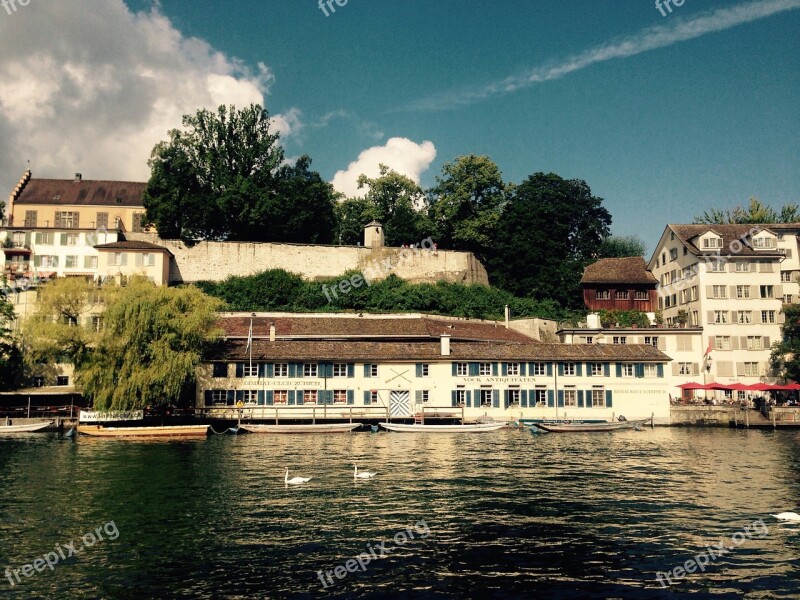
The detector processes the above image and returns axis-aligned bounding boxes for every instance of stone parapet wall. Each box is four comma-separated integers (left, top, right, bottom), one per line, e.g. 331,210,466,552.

125,234,489,285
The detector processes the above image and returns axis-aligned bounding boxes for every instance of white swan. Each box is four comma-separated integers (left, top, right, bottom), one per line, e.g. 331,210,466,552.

354,464,376,479
285,467,311,485
772,512,800,521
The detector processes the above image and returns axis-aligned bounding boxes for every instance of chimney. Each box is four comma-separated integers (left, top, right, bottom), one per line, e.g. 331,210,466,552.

440,334,451,356
269,322,276,342
74,173,82,182
505,305,510,329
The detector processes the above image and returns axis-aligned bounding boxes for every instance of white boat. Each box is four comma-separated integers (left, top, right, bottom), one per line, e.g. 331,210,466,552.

78,424,210,438
533,419,648,433
239,423,360,434
379,422,506,433
0,421,53,434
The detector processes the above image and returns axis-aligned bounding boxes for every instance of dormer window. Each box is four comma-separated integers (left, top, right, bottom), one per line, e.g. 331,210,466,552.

752,236,775,249
702,237,722,249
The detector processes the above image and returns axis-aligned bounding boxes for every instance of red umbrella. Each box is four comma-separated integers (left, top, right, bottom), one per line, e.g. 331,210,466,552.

677,382,707,390
745,383,775,392
706,382,735,390
778,383,800,391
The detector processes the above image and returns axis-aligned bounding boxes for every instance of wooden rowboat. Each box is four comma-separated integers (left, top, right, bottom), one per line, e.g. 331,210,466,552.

532,420,647,433
239,423,360,434
0,421,53,434
77,424,210,438
379,422,505,433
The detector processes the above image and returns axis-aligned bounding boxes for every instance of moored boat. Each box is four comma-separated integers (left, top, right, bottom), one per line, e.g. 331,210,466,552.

0,421,53,434
239,423,360,434
520,418,607,427
77,424,210,438
532,420,647,433
379,422,506,433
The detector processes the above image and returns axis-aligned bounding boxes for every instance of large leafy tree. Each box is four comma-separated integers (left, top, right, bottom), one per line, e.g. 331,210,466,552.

428,155,506,261
694,198,799,224
355,165,434,246
77,279,222,411
770,304,800,382
267,156,337,244
0,291,22,390
23,277,108,369
488,172,611,308
333,197,378,245
597,235,647,258
144,104,336,243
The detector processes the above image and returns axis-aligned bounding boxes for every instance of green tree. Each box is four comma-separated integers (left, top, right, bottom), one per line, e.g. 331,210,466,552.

144,104,337,242
0,290,22,390
597,235,647,258
333,197,378,245
356,165,433,246
488,173,611,308
428,155,506,261
77,279,223,411
694,198,799,224
770,304,800,382
265,156,337,243
23,277,107,369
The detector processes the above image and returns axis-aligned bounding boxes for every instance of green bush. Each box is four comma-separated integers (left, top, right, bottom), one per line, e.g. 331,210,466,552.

195,269,570,321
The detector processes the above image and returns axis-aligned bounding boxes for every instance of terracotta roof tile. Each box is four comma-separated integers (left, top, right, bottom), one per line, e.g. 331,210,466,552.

14,178,145,207
216,340,669,362
581,257,657,285
94,240,171,253
669,224,784,257
218,314,536,343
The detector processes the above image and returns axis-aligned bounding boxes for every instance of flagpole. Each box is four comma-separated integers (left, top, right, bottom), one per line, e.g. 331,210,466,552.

248,313,254,373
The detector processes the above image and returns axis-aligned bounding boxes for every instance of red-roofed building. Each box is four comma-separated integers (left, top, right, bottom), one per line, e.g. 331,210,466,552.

581,257,658,312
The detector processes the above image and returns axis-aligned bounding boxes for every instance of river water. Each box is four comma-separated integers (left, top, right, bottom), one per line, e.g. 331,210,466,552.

0,427,798,599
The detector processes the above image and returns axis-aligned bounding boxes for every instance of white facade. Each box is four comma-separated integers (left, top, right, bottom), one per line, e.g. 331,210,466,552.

196,313,673,423
647,224,797,385
1,227,118,280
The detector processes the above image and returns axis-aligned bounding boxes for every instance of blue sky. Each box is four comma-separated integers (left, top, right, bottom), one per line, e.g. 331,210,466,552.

2,1,798,252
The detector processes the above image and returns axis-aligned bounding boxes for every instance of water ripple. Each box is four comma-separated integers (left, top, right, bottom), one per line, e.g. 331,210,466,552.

0,428,798,598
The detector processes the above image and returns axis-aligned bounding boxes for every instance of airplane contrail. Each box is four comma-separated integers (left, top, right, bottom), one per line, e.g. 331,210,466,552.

406,0,800,111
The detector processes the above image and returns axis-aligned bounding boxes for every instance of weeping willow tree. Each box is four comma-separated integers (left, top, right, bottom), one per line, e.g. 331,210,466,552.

77,279,223,411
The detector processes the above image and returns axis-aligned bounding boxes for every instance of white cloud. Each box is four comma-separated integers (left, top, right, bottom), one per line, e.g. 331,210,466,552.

0,0,286,194
271,107,304,139
331,137,437,199
409,0,800,110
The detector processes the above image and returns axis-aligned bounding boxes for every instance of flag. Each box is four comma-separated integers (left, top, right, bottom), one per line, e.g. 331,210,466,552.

704,340,713,358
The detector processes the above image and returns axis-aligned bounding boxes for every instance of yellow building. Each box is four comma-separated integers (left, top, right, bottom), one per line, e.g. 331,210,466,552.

6,171,148,233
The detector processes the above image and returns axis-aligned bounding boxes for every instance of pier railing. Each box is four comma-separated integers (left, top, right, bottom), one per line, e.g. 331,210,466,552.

195,404,391,423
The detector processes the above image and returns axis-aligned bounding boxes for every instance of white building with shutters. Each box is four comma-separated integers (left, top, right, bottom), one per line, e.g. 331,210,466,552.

558,323,704,400
647,224,797,386
195,313,673,423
